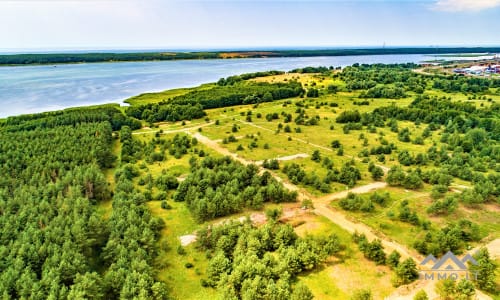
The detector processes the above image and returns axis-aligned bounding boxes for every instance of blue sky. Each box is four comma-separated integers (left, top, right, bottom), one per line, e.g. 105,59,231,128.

1,0,499,50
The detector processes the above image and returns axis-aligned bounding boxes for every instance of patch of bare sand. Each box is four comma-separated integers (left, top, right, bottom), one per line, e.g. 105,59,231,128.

179,234,197,246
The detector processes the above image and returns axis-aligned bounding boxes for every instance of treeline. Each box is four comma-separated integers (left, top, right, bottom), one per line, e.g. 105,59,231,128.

340,63,500,97
0,51,219,65
290,66,331,73
217,70,284,86
372,95,500,140
127,81,304,123
1,104,141,132
197,219,342,299
432,76,500,93
173,156,297,222
4,47,500,65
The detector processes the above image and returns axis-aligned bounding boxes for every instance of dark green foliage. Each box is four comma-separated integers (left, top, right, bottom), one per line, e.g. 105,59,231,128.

427,195,458,215
262,159,280,170
470,248,497,293
128,81,303,122
336,110,361,123
368,163,384,180
353,233,386,265
290,66,330,73
4,48,500,65
360,85,406,99
174,157,296,221
398,200,420,225
1,104,140,132
311,150,321,162
155,174,179,191
197,221,342,299
370,192,391,206
0,110,166,299
393,258,419,286
413,219,481,256
387,250,401,269
338,161,362,187
104,168,167,299
386,166,422,190
398,128,411,143
306,88,319,98
339,193,375,212
331,139,342,148
372,95,500,142
217,71,284,86
120,126,143,163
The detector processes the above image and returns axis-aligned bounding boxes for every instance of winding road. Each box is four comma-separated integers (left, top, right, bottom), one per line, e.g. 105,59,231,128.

140,124,493,300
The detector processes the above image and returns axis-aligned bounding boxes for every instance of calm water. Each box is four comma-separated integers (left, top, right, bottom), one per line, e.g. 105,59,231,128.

0,54,446,118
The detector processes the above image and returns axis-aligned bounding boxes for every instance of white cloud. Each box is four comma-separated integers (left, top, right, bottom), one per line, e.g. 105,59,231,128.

433,0,500,12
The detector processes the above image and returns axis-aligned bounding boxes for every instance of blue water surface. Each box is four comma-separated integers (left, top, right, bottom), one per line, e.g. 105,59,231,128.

0,54,441,117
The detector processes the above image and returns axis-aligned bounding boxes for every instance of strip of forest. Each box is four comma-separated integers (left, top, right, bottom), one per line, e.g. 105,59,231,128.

2,47,500,65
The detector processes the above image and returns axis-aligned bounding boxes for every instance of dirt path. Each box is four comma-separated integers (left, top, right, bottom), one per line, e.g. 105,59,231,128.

192,132,407,256
188,131,493,300
255,153,309,165
237,119,390,172
315,181,388,204
190,132,256,166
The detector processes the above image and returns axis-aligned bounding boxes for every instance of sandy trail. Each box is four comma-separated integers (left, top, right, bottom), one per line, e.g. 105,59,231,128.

237,119,390,172
255,153,309,165
184,131,494,300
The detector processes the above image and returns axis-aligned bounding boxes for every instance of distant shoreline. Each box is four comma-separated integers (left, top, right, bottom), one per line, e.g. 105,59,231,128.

1,47,500,66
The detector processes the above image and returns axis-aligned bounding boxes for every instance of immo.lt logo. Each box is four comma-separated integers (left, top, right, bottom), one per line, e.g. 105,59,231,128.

419,251,479,281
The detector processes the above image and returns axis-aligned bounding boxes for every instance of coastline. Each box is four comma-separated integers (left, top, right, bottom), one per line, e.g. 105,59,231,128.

2,47,500,66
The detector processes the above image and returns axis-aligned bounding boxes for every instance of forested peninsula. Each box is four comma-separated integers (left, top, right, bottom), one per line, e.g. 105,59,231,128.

2,47,500,65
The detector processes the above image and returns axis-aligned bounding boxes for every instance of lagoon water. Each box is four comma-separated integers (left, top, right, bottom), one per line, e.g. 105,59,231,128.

0,54,447,118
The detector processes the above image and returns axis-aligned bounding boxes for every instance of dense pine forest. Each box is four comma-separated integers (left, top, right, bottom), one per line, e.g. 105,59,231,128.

0,106,167,299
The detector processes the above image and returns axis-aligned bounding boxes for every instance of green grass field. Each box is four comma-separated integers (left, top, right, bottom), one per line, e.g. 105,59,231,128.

124,71,499,299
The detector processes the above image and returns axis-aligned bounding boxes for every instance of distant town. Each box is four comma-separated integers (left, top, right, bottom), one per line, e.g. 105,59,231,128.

452,55,500,76
454,64,500,75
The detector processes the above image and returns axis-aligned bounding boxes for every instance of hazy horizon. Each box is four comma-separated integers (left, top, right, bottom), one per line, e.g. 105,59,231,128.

1,0,499,51
2,45,500,55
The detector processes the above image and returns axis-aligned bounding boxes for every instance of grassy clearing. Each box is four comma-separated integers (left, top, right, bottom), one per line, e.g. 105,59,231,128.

331,186,500,252
124,84,215,106
148,200,219,300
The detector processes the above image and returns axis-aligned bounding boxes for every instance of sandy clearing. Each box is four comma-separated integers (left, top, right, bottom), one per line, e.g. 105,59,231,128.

179,234,197,246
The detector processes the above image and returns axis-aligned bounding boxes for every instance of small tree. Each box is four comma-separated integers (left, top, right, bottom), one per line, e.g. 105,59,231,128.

387,250,401,269
413,290,428,300
394,258,419,286
470,248,497,292
350,289,372,300
311,150,321,162
370,166,384,180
